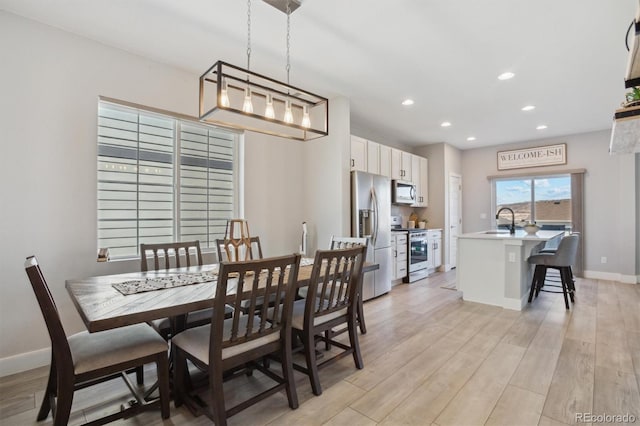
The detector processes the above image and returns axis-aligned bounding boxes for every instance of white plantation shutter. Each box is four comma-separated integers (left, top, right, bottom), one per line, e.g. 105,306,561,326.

97,101,238,258
179,123,235,247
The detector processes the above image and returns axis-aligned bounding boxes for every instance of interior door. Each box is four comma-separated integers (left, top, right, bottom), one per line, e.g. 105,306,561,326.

448,174,462,269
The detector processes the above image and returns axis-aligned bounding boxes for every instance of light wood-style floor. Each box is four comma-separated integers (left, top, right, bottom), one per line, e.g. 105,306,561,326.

1,270,639,425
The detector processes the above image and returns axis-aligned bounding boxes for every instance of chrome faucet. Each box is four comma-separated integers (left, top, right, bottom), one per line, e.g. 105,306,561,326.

496,207,515,234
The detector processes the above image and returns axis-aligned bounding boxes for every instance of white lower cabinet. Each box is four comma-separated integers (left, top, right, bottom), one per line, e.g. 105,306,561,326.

393,232,408,280
428,230,442,271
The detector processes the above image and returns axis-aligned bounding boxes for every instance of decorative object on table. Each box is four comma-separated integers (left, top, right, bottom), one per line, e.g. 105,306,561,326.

222,219,253,262
112,272,218,296
300,221,308,256
198,0,328,141
523,222,540,234
97,247,109,262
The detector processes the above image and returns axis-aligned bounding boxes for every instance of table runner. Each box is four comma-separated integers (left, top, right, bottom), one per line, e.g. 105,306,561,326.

112,272,218,296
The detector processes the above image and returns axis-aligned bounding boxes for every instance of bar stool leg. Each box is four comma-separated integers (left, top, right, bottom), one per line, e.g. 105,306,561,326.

528,266,539,303
535,266,547,298
560,268,570,310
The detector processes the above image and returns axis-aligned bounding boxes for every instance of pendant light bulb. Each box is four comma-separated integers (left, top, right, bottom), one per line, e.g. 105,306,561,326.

265,94,275,119
242,87,253,113
301,105,311,128
220,78,230,107
284,100,293,124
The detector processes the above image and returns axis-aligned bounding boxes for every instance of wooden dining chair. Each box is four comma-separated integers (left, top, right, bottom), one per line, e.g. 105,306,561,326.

140,240,224,339
215,236,263,263
24,256,170,425
216,236,280,315
172,254,302,426
330,236,368,334
290,246,366,396
140,240,203,272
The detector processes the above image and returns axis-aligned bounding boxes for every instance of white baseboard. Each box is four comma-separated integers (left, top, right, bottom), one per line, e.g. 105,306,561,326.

0,347,50,378
503,295,527,311
583,270,639,284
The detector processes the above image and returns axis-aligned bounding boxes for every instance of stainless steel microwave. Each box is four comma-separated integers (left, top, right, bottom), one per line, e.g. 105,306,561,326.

392,180,416,205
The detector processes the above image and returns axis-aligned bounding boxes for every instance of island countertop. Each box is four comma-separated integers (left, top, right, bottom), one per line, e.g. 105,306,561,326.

458,229,564,241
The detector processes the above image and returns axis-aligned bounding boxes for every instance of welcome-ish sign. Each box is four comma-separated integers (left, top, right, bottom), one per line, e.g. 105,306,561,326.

497,143,566,170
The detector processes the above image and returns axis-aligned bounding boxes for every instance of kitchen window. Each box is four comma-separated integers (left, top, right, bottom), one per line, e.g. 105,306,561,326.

97,99,241,258
493,174,572,229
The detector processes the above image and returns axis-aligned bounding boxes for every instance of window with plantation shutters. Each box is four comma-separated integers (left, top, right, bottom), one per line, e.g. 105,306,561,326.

97,100,239,258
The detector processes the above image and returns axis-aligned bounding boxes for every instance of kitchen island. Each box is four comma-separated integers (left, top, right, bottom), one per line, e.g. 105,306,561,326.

456,229,564,310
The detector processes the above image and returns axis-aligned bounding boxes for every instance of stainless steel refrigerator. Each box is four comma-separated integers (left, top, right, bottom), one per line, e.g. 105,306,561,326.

351,171,392,300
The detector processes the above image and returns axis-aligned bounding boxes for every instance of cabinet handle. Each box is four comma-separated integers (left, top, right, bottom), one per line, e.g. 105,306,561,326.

351,159,355,167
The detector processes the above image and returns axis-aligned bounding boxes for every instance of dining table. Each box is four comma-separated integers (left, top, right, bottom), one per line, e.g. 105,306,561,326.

66,258,380,334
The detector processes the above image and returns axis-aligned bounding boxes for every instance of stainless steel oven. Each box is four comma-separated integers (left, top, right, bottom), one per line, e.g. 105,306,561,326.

406,231,429,282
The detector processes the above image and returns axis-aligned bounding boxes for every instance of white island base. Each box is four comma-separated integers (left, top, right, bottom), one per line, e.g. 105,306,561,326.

456,230,564,310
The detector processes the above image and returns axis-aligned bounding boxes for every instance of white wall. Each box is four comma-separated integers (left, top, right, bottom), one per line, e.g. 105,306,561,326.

0,12,350,375
460,130,638,280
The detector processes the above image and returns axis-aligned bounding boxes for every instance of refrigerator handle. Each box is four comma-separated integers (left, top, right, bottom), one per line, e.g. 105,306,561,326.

371,186,379,246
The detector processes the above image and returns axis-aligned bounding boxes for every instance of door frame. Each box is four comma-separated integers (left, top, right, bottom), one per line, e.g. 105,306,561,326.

447,173,462,271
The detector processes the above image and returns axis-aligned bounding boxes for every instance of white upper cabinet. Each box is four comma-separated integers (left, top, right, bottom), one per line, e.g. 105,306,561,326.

350,135,367,172
391,148,412,180
414,156,428,207
366,140,380,175
351,136,424,186
379,144,391,177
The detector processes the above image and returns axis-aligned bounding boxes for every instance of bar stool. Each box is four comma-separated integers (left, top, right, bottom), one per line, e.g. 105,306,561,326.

527,234,580,309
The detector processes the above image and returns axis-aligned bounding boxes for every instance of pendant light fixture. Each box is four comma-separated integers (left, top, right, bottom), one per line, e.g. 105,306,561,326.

198,0,328,141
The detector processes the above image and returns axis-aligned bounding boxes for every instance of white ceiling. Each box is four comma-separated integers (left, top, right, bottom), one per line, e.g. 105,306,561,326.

1,0,637,149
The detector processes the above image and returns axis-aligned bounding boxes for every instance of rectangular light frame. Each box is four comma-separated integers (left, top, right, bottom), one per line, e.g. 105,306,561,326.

199,61,329,141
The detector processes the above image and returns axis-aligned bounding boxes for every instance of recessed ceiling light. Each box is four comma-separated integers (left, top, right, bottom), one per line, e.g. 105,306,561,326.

498,72,515,80
441,121,452,127
467,136,476,141
521,105,536,111
536,125,548,130
401,99,414,106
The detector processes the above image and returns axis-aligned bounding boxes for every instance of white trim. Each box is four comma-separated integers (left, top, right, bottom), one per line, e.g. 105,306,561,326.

503,295,527,311
0,347,50,378
583,270,639,284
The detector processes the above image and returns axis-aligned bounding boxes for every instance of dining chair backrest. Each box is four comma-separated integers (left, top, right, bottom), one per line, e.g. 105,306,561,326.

24,256,73,373
216,236,263,263
329,236,368,251
140,240,203,272
211,254,301,359
305,246,366,327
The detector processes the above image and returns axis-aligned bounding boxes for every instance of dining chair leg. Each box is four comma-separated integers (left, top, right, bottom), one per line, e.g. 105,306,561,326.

53,377,74,426
281,334,298,409
209,369,227,426
357,293,367,334
37,356,56,421
348,315,364,370
156,354,171,419
303,329,322,396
